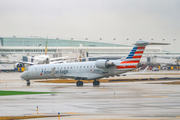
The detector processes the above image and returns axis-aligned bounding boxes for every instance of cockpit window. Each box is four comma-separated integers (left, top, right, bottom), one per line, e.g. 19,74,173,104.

26,68,29,71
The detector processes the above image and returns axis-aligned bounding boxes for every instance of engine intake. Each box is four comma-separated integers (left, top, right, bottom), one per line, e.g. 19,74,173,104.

16,63,23,67
95,60,115,69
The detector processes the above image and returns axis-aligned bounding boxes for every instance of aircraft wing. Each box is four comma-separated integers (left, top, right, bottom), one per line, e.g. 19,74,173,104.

50,56,69,61
142,66,149,73
49,67,56,77
121,66,149,76
0,59,12,61
60,74,88,80
14,60,34,65
31,57,45,61
50,61,65,64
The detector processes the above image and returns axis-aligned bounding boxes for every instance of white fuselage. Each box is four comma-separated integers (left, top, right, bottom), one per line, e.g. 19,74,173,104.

20,60,134,81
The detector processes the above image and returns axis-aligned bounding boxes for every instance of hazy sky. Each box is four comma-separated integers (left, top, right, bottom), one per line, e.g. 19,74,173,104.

0,0,180,51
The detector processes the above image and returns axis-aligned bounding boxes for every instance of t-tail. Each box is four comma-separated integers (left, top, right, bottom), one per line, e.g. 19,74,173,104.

117,41,170,69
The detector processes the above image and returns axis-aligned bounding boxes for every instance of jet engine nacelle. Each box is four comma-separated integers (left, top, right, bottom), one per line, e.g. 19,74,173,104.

16,63,23,67
95,60,115,69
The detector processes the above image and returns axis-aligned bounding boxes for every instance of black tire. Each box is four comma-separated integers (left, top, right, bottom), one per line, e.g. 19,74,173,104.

80,81,83,86
93,81,100,86
76,81,83,86
26,80,30,86
97,81,100,85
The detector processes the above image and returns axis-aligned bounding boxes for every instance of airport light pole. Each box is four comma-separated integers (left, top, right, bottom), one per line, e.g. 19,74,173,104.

113,38,116,55
71,38,74,47
100,38,102,55
71,38,74,53
163,39,165,56
85,38,88,47
173,39,175,59
85,38,88,59
151,39,153,63
23,38,24,55
127,38,129,55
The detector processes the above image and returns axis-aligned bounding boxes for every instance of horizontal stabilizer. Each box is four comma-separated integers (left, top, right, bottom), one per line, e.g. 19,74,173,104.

134,41,170,47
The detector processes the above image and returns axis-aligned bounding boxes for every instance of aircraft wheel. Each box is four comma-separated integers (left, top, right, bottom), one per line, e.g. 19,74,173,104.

93,80,100,86
26,80,30,86
76,81,83,86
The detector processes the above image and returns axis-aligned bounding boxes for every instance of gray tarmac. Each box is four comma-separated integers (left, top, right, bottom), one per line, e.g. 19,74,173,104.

1,71,180,119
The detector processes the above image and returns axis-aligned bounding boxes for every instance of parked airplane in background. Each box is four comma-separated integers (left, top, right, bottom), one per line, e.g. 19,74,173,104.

16,55,69,66
15,39,69,67
20,41,169,86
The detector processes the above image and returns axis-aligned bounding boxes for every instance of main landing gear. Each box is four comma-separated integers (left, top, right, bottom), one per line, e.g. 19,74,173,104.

76,81,83,86
76,80,100,86
93,80,100,86
26,80,30,86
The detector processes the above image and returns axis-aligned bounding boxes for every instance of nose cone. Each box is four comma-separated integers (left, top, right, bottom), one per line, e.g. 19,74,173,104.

20,72,25,80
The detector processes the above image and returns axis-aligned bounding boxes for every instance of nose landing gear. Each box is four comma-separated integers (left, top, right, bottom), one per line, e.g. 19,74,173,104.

26,80,30,86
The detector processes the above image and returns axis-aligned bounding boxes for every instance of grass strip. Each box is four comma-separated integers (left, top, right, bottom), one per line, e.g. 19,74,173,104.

0,90,58,96
0,115,69,120
35,77,180,83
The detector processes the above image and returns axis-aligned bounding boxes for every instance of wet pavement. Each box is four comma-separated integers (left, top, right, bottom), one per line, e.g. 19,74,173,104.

0,72,180,119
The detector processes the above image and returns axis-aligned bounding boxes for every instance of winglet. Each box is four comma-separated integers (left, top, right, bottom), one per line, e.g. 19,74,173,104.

142,66,149,73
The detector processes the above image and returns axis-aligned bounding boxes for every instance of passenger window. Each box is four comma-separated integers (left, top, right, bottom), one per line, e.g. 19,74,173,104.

84,66,85,68
71,67,72,69
87,66,89,68
67,67,69,69
64,67,66,69
77,66,78,68
80,66,81,68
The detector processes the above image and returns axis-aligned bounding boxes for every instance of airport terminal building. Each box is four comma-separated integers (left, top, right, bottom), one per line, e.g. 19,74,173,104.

0,37,179,65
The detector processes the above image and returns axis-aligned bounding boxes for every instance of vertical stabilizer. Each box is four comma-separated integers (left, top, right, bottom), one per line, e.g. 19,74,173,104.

121,41,170,64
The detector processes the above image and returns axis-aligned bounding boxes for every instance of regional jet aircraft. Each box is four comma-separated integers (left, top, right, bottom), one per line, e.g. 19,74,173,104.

20,41,169,86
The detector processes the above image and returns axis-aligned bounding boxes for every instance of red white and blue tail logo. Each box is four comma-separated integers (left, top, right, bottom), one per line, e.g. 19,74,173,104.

125,46,145,61
116,40,169,69
116,46,145,69
121,46,145,64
